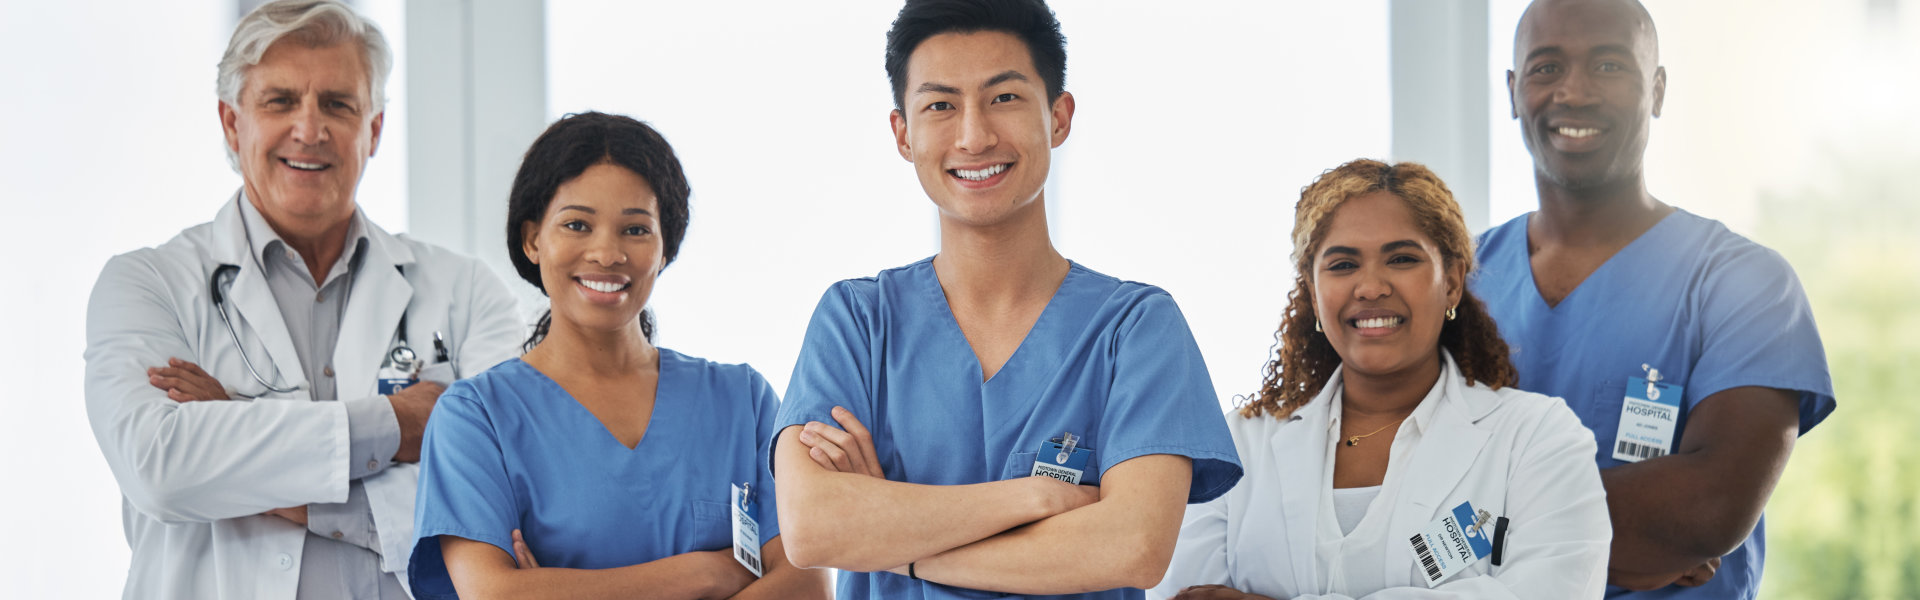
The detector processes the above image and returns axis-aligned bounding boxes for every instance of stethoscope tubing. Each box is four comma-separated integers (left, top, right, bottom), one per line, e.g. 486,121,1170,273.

210,264,304,397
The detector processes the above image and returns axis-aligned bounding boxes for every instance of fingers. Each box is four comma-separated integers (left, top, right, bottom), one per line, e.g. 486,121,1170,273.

511,529,539,569
831,406,885,478
804,431,856,473
801,422,867,475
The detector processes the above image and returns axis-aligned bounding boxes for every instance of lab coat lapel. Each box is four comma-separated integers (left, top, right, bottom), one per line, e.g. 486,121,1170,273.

1276,372,1340,591
210,195,307,396
1383,353,1495,584
333,220,416,399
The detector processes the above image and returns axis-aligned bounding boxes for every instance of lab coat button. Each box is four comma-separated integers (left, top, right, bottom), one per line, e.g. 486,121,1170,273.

323,365,334,377
276,553,293,569
366,459,378,471
331,531,344,540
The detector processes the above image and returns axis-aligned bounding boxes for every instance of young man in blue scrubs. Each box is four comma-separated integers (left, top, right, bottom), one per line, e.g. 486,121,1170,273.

770,1,1243,598
1473,0,1836,598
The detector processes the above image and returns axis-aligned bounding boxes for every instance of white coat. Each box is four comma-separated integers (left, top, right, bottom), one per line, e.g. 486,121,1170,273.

1153,352,1611,599
84,193,525,599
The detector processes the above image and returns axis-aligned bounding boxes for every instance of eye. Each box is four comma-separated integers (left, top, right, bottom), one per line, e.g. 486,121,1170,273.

623,225,651,236
329,100,356,112
928,101,954,111
1531,63,1561,76
992,93,1018,103
562,220,589,233
1597,61,1624,73
1388,254,1422,266
1325,259,1358,272
265,97,292,107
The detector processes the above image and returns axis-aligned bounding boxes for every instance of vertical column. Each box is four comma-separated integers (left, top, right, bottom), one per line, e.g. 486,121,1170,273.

1390,0,1491,232
406,0,547,281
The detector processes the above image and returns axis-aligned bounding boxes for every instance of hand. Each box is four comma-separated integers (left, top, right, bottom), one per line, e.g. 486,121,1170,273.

1172,585,1275,600
1036,478,1102,516
1674,556,1721,587
796,406,885,478
510,529,540,569
702,548,757,599
388,380,447,463
264,505,308,526
148,358,230,401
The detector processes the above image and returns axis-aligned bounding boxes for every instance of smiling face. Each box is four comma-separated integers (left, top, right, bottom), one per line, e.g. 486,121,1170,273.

1508,0,1665,191
890,31,1073,228
520,162,665,336
1311,191,1464,381
220,40,382,227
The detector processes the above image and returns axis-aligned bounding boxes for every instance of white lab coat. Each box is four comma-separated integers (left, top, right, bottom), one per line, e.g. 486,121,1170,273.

84,193,526,599
1153,352,1611,599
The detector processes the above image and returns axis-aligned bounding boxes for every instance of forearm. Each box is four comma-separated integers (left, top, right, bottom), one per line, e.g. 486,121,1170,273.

446,539,724,600
774,428,1058,571
910,455,1192,594
725,537,830,600
94,396,352,522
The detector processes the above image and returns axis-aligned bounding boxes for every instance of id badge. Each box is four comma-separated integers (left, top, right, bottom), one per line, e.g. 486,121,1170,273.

730,483,763,577
1410,501,1494,587
1613,376,1682,462
376,366,415,395
1029,432,1092,485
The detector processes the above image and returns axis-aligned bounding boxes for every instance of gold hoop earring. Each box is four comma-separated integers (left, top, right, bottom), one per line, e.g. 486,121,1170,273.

1446,305,1457,321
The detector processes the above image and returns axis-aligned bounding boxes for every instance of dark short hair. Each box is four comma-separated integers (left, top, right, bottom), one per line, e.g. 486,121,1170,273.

884,0,1067,112
504,111,691,348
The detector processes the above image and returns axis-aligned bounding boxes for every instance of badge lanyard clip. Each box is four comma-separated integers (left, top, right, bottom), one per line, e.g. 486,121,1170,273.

1056,432,1079,464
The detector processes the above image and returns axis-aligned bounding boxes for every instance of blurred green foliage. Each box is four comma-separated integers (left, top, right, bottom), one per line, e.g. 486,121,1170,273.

1757,152,1920,600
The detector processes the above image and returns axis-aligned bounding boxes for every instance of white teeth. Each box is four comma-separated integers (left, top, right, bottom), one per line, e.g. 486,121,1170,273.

1353,317,1403,329
952,164,1008,181
1556,127,1601,138
579,279,627,293
285,159,327,171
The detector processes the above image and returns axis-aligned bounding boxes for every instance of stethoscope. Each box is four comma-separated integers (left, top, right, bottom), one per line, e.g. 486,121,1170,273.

209,263,411,398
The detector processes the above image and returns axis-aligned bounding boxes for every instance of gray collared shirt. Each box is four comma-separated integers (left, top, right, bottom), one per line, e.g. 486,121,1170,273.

239,197,407,599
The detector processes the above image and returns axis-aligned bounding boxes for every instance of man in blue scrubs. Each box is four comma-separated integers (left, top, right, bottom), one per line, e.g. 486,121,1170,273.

770,1,1243,598
1473,1,1836,598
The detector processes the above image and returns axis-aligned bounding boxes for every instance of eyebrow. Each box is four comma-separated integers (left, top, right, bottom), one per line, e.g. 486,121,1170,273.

912,70,1032,97
1321,240,1425,259
556,205,653,216
1525,43,1637,64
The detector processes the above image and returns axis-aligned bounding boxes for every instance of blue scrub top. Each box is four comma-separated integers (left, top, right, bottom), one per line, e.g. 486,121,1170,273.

1472,209,1835,600
409,350,782,600
777,258,1243,600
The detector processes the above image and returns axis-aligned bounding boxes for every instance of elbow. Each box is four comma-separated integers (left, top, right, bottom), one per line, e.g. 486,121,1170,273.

121,468,218,523
779,524,831,570
1109,529,1179,590
1688,512,1760,560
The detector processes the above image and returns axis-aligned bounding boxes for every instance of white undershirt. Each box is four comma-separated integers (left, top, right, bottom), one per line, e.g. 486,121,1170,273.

1332,485,1383,536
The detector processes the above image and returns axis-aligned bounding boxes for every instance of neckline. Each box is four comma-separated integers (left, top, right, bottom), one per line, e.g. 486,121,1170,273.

1518,207,1686,311
512,351,670,452
919,259,1081,385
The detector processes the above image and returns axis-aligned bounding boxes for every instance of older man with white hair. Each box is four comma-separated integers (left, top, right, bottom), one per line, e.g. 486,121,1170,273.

83,1,524,598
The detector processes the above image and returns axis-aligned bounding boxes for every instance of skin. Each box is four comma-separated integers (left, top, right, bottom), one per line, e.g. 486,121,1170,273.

435,162,827,600
774,30,1195,594
1310,192,1464,490
144,37,443,525
1509,0,1802,589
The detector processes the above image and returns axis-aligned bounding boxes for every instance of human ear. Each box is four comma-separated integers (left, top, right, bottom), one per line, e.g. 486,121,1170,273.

1049,91,1075,148
219,101,241,154
520,220,542,265
890,109,912,162
1506,70,1519,119
1650,66,1666,118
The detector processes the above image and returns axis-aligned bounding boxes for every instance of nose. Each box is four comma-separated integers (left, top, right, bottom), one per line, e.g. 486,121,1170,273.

1353,267,1392,301
289,101,330,146
1552,68,1601,109
584,231,627,267
954,105,997,154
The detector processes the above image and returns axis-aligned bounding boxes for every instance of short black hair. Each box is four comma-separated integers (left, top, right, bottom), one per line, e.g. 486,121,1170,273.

884,0,1067,112
504,111,691,348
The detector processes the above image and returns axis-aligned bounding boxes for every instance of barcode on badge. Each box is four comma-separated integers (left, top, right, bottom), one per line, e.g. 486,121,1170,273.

1616,440,1667,460
1411,533,1442,582
735,545,762,574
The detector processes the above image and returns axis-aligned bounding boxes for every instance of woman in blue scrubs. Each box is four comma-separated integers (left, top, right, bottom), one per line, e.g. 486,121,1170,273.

407,112,829,600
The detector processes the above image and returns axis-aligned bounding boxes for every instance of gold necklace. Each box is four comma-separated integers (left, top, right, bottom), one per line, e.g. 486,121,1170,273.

1344,416,1408,447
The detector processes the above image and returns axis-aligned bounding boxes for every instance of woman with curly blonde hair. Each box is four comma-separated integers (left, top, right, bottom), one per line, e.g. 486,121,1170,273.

1154,160,1611,599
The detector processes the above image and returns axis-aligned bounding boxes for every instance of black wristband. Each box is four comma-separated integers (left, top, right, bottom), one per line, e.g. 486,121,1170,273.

909,561,920,580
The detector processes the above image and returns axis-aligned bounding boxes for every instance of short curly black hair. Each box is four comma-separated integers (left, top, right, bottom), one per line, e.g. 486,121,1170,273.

504,111,690,350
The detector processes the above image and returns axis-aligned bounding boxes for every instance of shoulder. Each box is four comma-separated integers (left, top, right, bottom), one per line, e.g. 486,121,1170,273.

661,348,778,406
1464,381,1590,446
1668,211,1803,291
387,232,497,280
1070,261,1187,324
1474,212,1530,254
442,358,536,412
